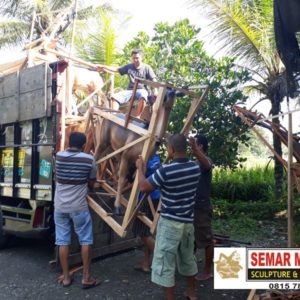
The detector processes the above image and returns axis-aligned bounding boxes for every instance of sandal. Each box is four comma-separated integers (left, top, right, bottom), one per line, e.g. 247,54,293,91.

134,265,151,274
195,272,213,281
82,278,101,289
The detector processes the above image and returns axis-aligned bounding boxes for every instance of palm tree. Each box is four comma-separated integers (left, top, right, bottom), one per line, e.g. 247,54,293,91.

73,5,131,90
0,0,74,48
190,0,287,199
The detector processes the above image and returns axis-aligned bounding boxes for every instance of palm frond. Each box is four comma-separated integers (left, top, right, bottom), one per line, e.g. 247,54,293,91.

189,0,279,74
0,21,30,48
74,7,118,65
49,0,73,11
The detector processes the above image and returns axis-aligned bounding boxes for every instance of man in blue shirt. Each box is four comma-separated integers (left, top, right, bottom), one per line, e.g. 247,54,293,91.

132,153,161,273
136,134,203,300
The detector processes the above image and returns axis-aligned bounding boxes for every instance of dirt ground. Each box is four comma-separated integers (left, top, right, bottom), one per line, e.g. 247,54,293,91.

0,237,251,300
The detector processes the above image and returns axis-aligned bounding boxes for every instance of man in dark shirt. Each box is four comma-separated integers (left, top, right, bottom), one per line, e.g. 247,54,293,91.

97,49,156,115
136,134,204,300
191,135,214,281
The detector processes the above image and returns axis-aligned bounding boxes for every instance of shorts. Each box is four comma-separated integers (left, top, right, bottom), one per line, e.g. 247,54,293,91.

151,217,198,287
54,210,93,246
112,89,149,104
132,197,159,237
194,206,213,248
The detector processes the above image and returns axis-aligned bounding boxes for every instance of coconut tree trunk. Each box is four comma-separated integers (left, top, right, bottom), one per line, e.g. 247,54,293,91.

271,100,283,200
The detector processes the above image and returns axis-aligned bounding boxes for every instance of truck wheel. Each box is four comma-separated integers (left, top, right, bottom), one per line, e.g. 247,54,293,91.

0,210,8,249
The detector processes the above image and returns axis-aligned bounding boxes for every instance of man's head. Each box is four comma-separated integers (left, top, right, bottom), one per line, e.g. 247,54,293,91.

167,134,187,157
131,49,144,68
195,134,208,153
69,131,86,149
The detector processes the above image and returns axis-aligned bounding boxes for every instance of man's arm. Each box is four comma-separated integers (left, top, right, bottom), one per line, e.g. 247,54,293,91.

88,158,97,190
96,64,119,75
189,137,212,170
88,179,96,190
136,156,155,193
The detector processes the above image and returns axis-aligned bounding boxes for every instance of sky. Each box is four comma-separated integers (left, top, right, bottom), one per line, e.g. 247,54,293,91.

106,0,201,45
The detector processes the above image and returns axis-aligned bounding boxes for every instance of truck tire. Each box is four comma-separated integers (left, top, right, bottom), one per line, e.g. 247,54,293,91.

0,210,8,249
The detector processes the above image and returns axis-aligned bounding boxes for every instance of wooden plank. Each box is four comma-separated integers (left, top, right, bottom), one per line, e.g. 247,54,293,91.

60,71,67,150
93,107,149,136
101,182,152,228
181,87,209,135
136,78,203,97
87,195,126,237
247,289,257,300
122,86,167,230
125,80,139,127
45,47,97,69
96,134,150,164
150,201,161,235
287,110,294,247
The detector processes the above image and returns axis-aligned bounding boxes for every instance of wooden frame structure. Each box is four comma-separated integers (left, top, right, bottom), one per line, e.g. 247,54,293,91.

235,105,300,300
86,79,209,237
234,106,300,193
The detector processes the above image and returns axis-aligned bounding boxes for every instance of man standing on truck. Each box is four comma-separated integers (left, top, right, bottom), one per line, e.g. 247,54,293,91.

97,49,157,115
54,132,101,289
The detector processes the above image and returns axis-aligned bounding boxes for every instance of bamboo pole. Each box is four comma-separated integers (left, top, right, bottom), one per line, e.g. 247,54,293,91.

60,72,67,150
287,100,294,247
44,47,97,69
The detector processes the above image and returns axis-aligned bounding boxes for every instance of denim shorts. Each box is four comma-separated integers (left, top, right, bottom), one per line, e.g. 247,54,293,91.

112,89,149,104
151,217,198,287
54,210,93,246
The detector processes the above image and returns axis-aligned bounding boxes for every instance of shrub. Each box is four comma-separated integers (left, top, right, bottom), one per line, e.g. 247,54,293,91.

213,198,286,220
211,166,276,201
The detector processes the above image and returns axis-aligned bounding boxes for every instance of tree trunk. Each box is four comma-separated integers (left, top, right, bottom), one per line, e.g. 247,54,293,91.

271,101,283,200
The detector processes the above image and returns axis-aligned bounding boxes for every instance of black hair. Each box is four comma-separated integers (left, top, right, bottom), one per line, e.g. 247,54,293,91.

195,134,208,153
168,134,187,153
131,49,144,56
69,131,86,149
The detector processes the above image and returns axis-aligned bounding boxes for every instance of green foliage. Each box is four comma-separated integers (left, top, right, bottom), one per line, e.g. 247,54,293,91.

0,0,74,48
213,216,260,239
212,166,276,201
118,19,251,168
74,7,117,65
0,1,111,49
213,198,285,219
239,129,273,158
189,0,278,74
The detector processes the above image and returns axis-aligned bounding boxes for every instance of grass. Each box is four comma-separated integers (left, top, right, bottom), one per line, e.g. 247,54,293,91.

212,166,276,201
210,165,293,246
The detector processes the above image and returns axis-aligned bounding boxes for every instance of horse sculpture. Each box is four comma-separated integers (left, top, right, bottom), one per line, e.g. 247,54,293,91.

274,0,300,96
94,90,176,215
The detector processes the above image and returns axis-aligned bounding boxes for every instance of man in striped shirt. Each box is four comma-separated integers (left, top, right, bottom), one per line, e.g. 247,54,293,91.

136,134,203,300
54,132,100,289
